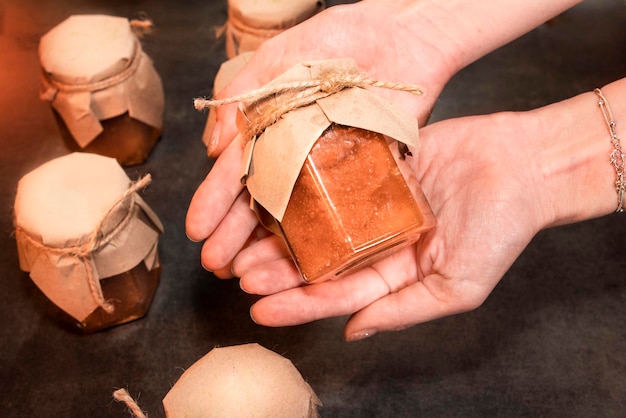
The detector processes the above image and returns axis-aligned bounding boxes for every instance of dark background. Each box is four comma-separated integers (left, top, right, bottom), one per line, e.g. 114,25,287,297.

1,0,625,416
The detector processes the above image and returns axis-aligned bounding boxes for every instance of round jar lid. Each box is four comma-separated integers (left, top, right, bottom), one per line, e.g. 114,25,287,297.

14,153,131,247
39,15,136,86
229,0,324,29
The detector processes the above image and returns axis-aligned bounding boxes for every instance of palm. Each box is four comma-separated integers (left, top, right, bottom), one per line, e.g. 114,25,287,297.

245,113,547,336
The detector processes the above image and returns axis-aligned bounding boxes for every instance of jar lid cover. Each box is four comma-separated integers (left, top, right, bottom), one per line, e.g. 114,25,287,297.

39,15,136,86
15,153,130,247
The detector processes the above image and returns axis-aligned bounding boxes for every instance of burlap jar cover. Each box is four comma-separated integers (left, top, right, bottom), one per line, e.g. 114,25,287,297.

225,0,325,59
39,15,164,150
196,58,436,282
13,153,163,325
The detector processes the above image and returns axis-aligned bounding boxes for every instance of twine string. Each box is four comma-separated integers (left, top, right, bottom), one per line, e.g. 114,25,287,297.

194,70,424,140
15,175,152,313
113,388,148,418
42,40,143,94
130,13,154,37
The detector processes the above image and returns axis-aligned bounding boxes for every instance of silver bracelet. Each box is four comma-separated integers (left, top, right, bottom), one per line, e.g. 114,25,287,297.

594,88,625,213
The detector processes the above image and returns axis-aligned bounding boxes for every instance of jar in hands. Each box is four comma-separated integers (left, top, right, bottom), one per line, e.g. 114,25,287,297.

227,59,435,283
39,15,164,166
13,153,163,332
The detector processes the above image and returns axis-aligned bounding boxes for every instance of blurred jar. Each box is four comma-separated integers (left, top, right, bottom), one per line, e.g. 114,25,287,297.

39,15,164,166
13,153,163,332
225,0,325,58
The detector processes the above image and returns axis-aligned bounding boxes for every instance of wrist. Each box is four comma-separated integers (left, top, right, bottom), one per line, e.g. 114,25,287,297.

528,79,626,227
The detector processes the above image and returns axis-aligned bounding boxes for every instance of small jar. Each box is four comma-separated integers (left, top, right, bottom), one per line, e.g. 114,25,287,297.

13,153,163,332
225,0,325,59
239,59,436,284
39,15,164,166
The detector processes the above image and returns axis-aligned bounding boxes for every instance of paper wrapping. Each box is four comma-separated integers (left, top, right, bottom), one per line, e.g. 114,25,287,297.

14,153,163,322
241,59,420,222
39,15,164,148
162,343,321,418
226,0,325,58
202,51,254,147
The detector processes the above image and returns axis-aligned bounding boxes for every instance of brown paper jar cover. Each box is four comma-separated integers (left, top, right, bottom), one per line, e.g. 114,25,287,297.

13,152,164,332
240,59,436,283
226,0,325,58
162,343,321,418
39,15,165,166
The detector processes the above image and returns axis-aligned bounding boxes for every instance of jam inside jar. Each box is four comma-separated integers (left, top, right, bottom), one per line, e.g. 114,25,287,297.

277,124,435,283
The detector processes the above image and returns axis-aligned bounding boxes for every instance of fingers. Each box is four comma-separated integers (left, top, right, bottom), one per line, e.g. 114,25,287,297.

240,257,304,295
206,103,240,158
186,134,246,242
199,189,258,274
249,266,399,327
343,273,488,341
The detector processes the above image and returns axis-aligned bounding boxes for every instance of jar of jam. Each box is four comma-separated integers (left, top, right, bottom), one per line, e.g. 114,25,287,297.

39,15,164,166
232,59,436,283
225,0,325,59
13,153,163,332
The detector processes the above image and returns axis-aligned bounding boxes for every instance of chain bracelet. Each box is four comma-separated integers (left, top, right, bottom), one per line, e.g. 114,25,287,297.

594,88,625,213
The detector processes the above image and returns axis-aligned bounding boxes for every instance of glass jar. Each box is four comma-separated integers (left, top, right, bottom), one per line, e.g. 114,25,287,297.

207,59,435,284
39,15,164,166
277,124,435,283
13,153,163,332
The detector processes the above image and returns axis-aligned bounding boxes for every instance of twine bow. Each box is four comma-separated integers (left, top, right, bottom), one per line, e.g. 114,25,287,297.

194,67,424,140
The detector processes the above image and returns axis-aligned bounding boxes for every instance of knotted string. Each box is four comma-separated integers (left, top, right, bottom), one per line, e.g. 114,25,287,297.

14,175,152,313
130,14,154,38
194,69,424,141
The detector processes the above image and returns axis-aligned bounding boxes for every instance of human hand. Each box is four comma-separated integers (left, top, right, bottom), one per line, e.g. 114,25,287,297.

232,111,554,340
186,1,461,276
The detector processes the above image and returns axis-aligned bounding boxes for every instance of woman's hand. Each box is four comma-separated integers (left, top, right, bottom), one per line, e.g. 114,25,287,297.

186,1,462,276
233,111,552,340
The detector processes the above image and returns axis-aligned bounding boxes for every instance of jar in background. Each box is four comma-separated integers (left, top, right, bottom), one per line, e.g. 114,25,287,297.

225,0,325,59
39,15,164,166
13,153,163,332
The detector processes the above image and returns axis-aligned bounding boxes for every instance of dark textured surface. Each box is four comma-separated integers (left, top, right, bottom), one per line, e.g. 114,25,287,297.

1,1,625,417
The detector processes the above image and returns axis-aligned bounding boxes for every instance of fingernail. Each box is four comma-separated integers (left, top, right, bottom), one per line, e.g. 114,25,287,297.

238,278,252,295
249,306,259,324
200,259,212,272
345,328,377,342
185,231,201,243
207,124,220,156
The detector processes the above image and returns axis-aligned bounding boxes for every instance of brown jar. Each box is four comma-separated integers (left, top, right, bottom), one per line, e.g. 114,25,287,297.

225,0,325,59
278,124,435,283
39,15,164,166
13,153,163,332
238,60,436,284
